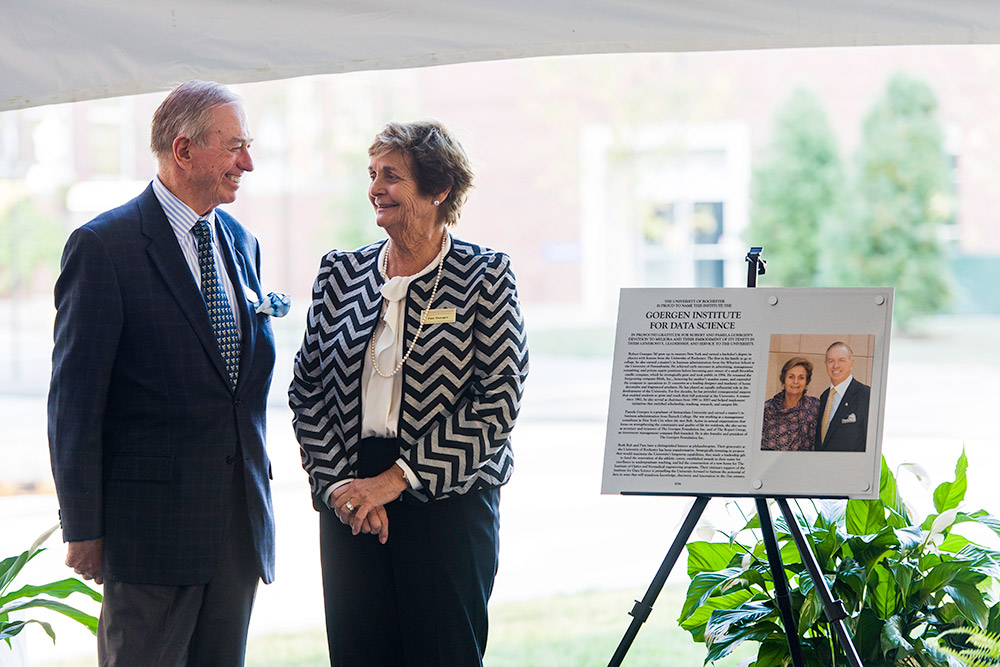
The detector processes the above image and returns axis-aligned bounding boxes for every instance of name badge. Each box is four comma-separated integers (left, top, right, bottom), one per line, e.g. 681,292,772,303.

424,308,456,324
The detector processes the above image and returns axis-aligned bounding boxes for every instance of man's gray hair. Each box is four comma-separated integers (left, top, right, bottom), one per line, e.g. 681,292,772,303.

826,341,854,358
150,80,242,161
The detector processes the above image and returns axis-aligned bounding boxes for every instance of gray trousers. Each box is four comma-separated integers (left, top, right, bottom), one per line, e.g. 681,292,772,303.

97,473,259,667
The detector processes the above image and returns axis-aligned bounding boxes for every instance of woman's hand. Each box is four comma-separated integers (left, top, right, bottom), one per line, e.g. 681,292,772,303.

331,468,408,544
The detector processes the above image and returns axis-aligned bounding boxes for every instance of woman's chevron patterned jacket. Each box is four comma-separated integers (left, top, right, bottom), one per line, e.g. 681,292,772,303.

289,235,529,506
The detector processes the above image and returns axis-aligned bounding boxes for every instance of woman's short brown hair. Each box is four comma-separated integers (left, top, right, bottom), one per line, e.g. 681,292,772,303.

368,120,474,227
780,357,813,385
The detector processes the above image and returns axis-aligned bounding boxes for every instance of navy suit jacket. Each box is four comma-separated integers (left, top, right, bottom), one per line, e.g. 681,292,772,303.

48,184,276,586
815,378,870,453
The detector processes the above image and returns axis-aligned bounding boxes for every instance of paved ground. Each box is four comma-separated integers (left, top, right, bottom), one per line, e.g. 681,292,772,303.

3,314,999,663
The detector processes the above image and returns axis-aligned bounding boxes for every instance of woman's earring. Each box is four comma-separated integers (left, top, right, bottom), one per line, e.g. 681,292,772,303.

433,200,440,206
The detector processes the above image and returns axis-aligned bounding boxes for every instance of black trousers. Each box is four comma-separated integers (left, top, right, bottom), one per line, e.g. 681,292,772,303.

97,467,259,667
319,437,501,667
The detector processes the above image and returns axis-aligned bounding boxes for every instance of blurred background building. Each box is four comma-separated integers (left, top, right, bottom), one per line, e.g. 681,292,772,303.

3,46,998,333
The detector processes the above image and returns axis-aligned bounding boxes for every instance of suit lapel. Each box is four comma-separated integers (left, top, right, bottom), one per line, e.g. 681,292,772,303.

139,187,233,391
825,380,856,442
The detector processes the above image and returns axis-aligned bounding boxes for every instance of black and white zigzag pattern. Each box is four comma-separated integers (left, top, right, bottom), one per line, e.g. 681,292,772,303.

289,236,529,502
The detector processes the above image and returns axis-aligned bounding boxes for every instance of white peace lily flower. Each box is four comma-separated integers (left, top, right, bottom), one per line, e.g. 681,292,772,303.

929,508,959,538
899,462,933,491
29,523,60,554
695,521,716,541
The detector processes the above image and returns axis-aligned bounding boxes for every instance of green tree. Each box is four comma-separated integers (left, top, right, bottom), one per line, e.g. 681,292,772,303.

746,88,845,287
0,192,64,297
840,72,954,330
318,149,382,253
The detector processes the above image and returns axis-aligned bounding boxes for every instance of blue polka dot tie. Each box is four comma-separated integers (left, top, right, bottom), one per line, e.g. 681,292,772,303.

193,219,240,389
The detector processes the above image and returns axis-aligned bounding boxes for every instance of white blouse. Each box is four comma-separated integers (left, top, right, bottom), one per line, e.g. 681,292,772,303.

359,235,452,489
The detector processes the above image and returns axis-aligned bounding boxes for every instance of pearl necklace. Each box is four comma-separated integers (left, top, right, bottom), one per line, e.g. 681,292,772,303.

370,232,448,378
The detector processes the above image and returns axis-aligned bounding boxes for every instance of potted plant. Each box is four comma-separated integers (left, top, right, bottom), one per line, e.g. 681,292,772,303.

1,524,102,664
678,450,1000,665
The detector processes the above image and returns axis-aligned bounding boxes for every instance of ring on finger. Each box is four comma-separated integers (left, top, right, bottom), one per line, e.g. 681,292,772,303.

344,501,356,512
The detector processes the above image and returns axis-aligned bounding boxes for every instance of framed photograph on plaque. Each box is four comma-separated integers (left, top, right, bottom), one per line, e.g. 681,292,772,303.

601,287,892,499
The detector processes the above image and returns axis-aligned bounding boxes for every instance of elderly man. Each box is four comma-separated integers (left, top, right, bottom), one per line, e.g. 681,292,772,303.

815,341,870,453
48,80,278,666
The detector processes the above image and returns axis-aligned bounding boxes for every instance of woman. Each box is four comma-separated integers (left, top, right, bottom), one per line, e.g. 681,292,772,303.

760,357,820,451
289,120,528,666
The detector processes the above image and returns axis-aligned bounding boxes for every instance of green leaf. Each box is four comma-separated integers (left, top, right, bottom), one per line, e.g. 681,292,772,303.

797,576,825,633
755,637,795,667
871,564,902,619
705,600,777,641
893,526,923,551
920,550,945,573
938,601,964,625
833,562,867,608
809,523,848,568
922,560,975,597
848,528,901,569
705,603,779,661
680,588,758,638
0,552,30,597
0,599,99,635
847,498,887,535
988,602,1000,635
741,513,763,532
0,525,57,597
0,618,56,643
779,539,803,567
705,624,777,663
944,580,990,628
939,533,973,554
888,561,916,604
854,608,886,659
740,566,771,592
680,567,748,623
687,541,740,576
955,545,1000,580
933,449,969,513
881,614,914,655
0,578,102,606
959,511,1000,542
880,457,911,529
814,500,847,531
0,556,17,583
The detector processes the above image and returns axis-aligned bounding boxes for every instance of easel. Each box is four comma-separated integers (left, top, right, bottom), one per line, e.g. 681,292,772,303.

607,248,862,667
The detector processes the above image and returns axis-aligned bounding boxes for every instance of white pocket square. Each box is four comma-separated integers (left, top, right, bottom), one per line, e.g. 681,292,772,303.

841,413,857,424
253,292,291,317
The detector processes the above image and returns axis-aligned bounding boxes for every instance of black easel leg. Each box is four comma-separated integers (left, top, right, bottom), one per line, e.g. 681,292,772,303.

607,496,711,667
755,498,805,667
775,498,863,667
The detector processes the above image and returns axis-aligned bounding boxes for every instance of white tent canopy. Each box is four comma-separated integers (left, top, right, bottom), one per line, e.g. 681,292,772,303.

3,0,1000,112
